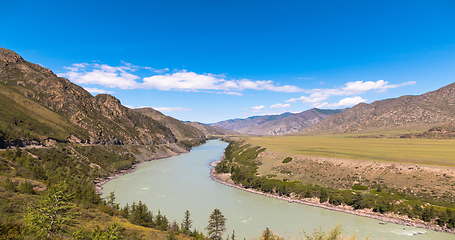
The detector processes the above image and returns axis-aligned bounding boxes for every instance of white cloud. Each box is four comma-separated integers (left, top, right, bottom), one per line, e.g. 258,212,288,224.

221,91,243,96
287,80,415,107
59,63,140,89
342,80,416,93
270,103,291,108
142,71,220,91
126,105,191,112
153,107,191,112
83,87,114,95
251,105,265,111
142,71,303,93
316,96,367,108
60,63,303,94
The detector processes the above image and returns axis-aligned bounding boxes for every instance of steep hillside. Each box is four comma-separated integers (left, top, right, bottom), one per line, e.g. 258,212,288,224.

0,48,207,147
211,108,342,135
0,48,207,239
133,107,206,141
308,82,455,134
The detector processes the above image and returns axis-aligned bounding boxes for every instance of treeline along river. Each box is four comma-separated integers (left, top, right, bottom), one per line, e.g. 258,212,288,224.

102,140,453,240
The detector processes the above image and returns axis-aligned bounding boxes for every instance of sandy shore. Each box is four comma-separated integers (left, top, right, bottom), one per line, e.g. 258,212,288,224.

209,160,455,234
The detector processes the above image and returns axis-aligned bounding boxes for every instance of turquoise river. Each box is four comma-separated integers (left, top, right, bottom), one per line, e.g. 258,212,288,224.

102,140,454,240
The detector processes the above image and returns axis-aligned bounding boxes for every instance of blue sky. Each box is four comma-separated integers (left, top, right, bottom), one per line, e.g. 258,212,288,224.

2,0,455,123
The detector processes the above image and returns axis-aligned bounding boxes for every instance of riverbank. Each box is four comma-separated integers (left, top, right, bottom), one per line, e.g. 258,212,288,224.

95,141,202,194
209,160,455,235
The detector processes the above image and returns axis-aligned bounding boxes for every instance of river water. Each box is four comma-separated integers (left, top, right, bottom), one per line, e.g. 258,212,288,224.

102,140,453,240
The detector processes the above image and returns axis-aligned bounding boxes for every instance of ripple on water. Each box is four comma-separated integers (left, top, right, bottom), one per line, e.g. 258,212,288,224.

391,229,427,236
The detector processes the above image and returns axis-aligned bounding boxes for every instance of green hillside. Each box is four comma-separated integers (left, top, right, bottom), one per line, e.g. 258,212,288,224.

0,48,210,239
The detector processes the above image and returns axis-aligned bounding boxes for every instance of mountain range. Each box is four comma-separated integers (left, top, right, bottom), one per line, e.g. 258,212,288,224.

210,108,342,135
307,82,455,135
210,82,455,137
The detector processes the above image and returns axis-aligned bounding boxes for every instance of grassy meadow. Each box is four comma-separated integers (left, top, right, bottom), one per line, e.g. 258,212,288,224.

245,135,455,167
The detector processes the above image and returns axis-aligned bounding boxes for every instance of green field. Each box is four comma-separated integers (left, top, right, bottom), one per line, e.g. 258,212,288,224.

246,135,455,166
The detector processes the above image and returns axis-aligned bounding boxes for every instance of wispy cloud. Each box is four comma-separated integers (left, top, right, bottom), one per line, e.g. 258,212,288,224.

125,105,191,112
315,96,367,108
153,107,191,112
220,91,243,96
59,62,303,94
83,87,114,95
251,105,265,111
287,80,415,107
60,63,140,89
270,103,290,108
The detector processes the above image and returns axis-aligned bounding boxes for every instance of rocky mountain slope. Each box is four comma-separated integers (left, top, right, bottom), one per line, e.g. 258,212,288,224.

133,107,207,141
307,82,455,134
211,108,342,135
0,48,211,240
0,48,205,147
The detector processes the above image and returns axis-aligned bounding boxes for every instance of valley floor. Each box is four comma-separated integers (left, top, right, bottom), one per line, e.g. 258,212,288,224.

213,136,455,234
246,135,455,201
246,135,455,166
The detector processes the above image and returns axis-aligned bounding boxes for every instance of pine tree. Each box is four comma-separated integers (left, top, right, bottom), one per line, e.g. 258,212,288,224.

107,192,117,208
155,211,169,231
206,209,226,240
261,227,282,240
24,183,76,240
181,209,192,233
128,201,154,227
120,203,130,218
262,227,273,240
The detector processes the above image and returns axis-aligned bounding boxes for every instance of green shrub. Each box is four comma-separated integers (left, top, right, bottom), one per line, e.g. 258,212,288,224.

282,157,293,164
17,181,35,194
352,184,368,191
2,178,17,192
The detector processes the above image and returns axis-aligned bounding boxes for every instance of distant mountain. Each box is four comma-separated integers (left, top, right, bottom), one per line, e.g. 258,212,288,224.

133,107,207,141
134,107,233,137
307,82,455,134
0,48,205,147
186,122,237,136
211,108,343,135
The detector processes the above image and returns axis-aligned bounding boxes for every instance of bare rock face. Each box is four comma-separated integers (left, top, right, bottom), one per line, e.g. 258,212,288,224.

0,48,206,147
96,94,128,120
0,48,24,64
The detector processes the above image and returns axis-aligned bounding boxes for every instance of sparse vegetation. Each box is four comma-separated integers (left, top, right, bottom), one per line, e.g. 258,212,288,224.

215,141,455,230
282,157,293,164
